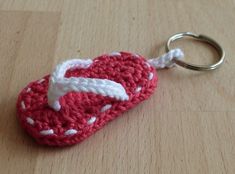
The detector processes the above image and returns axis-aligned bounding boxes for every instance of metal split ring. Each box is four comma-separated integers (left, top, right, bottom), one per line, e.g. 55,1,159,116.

166,32,225,71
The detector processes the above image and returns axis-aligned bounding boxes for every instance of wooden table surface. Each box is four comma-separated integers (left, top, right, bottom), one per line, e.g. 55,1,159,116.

0,1,234,174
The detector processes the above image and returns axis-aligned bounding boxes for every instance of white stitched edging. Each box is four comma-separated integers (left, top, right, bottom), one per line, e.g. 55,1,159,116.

26,117,34,125
87,117,96,125
135,86,142,93
133,53,140,58
110,52,121,56
21,101,26,110
145,62,151,68
101,104,112,112
26,88,31,92
40,129,54,135
148,72,153,80
37,79,45,84
64,129,78,136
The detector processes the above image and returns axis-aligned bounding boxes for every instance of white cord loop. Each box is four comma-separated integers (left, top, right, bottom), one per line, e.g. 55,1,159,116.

48,59,129,111
147,48,184,69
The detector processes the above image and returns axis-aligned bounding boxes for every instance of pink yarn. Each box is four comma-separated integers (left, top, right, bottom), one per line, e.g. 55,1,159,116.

17,52,157,146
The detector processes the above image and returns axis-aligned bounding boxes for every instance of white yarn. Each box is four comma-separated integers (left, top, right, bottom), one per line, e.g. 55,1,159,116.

47,49,183,111
135,86,142,93
48,59,129,111
21,101,26,110
87,116,96,124
51,59,93,80
147,48,184,69
26,117,34,125
100,104,112,112
148,72,154,80
40,129,54,135
110,52,121,56
64,129,78,136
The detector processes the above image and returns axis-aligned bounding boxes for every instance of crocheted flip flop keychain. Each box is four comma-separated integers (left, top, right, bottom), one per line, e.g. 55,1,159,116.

17,32,225,146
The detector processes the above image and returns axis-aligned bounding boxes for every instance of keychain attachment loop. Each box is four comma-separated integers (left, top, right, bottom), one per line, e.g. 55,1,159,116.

166,32,225,71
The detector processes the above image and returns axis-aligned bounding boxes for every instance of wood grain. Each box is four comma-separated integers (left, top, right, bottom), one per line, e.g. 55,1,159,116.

0,1,234,174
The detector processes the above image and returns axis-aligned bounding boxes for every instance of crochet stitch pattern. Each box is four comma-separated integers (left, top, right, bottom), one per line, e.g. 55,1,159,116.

17,52,158,146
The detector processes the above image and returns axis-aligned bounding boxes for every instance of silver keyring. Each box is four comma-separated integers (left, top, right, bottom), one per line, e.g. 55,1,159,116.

166,32,225,71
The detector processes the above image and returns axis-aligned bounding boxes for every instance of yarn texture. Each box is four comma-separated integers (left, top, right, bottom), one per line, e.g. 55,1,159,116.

48,59,129,111
17,52,158,146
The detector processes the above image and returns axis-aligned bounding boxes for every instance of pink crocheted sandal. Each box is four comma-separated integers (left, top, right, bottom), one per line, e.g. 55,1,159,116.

17,50,183,146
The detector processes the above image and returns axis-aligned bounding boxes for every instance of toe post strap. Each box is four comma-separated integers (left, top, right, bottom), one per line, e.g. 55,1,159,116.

47,59,129,111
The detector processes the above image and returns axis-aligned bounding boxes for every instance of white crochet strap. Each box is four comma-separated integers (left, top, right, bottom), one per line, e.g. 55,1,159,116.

48,59,129,111
148,48,184,69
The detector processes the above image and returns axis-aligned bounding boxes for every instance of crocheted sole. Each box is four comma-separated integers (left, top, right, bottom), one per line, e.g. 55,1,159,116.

17,52,157,146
